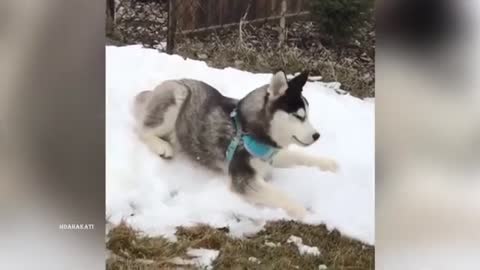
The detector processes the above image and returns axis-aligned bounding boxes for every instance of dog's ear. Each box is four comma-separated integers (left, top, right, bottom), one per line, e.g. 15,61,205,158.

288,71,309,91
267,71,288,98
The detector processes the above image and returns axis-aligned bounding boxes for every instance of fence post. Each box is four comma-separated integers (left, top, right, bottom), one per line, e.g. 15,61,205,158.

167,0,177,54
106,0,115,37
279,0,287,47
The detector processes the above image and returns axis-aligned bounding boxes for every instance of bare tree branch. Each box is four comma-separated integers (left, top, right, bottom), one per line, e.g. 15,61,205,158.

239,1,252,44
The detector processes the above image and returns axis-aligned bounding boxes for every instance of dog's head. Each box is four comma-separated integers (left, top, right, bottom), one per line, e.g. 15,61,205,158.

238,71,319,148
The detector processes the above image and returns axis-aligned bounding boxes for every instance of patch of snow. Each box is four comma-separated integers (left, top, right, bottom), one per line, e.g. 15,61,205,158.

319,264,328,270
264,241,281,248
106,45,374,244
153,42,167,51
248,257,261,264
286,73,322,81
364,97,375,104
170,248,219,270
322,81,342,90
287,235,321,256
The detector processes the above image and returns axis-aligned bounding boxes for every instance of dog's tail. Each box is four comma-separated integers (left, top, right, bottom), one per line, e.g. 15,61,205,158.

132,90,152,121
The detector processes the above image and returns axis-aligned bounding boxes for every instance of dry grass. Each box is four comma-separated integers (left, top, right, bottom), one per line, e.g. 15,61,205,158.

175,20,375,99
106,221,374,270
107,1,374,98
106,221,191,269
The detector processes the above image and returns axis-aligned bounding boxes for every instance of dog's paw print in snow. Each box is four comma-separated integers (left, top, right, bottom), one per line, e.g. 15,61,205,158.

231,213,262,225
169,190,179,198
128,201,138,217
162,190,179,205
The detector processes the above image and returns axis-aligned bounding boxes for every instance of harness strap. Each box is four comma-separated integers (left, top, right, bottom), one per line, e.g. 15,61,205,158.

225,110,243,162
226,110,279,163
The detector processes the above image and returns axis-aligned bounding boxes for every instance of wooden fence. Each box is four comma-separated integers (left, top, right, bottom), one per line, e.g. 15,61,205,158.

174,0,309,33
106,0,310,53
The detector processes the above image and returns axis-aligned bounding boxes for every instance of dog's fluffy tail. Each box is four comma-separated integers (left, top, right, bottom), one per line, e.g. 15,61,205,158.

132,90,152,121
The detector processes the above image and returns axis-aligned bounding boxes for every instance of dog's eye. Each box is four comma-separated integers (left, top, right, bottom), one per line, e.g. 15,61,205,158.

293,114,304,121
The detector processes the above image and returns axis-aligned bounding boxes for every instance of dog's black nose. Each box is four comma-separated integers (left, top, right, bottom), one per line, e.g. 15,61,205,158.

312,133,320,141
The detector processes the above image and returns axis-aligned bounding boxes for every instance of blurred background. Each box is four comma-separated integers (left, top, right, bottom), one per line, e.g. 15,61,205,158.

0,0,105,269
376,0,480,269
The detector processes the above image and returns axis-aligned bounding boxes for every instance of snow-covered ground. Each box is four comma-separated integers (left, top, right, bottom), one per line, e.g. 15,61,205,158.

106,45,375,245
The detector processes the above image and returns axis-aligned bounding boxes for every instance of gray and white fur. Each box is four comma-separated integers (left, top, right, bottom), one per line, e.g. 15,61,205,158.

132,71,339,219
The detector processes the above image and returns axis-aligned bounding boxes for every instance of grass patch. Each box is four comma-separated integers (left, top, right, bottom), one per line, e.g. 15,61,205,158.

175,20,375,99
107,221,374,270
108,1,374,98
106,221,192,269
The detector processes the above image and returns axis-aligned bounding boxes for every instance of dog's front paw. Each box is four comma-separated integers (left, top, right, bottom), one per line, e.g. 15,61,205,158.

286,205,308,220
316,158,339,173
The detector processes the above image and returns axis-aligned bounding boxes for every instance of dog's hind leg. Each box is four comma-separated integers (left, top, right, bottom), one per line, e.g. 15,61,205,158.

133,81,188,159
138,122,175,159
272,150,339,173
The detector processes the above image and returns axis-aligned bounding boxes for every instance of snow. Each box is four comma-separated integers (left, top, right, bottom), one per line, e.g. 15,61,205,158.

248,257,261,264
106,45,375,244
287,235,321,256
169,248,219,270
264,241,281,248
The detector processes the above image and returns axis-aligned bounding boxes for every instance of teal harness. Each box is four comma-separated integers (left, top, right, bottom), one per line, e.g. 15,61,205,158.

226,110,279,163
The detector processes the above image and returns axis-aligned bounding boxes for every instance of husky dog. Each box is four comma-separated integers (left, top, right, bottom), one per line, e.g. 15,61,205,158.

133,71,338,219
